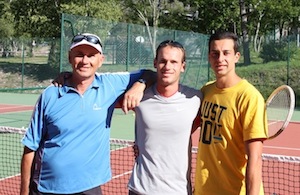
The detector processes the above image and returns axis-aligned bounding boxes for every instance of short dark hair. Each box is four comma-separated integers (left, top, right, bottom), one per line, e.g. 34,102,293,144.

209,31,239,53
155,40,186,62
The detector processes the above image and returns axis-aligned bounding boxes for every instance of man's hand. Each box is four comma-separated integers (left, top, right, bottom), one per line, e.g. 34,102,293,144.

122,81,146,114
52,72,72,87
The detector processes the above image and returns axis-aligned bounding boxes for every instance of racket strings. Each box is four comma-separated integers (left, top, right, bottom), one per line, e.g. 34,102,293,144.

267,88,292,137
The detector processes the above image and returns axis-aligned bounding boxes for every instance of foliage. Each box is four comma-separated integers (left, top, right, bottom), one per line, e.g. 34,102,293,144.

259,40,298,63
122,0,198,32
0,0,299,76
10,0,61,38
9,0,123,39
237,62,300,106
121,0,195,56
263,0,299,36
159,0,193,31
1,0,299,50
0,0,14,37
190,0,240,34
60,1,123,22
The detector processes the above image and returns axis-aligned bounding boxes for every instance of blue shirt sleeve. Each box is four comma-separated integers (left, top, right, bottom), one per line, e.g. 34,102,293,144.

95,69,144,97
22,88,52,151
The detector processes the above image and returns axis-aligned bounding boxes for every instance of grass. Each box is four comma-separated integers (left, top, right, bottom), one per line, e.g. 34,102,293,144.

235,58,300,102
0,49,299,106
0,56,48,64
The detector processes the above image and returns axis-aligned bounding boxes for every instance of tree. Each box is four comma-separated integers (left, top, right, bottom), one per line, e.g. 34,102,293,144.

0,0,16,57
60,0,123,22
10,0,62,38
122,0,196,56
239,0,251,65
264,0,299,39
246,0,300,52
10,0,123,38
159,1,197,32
135,0,161,56
0,0,14,38
192,0,240,34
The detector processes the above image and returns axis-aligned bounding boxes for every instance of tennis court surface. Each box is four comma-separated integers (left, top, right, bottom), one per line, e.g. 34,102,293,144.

1,103,300,194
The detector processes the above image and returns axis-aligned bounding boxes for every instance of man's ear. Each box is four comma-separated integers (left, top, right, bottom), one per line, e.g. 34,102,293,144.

68,52,72,64
181,61,186,72
98,55,105,68
235,52,241,63
153,59,157,68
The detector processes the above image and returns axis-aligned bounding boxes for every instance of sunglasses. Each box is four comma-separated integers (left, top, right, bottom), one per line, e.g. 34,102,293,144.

72,34,102,47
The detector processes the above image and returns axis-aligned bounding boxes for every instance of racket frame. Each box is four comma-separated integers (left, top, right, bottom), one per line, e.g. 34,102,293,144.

266,85,295,139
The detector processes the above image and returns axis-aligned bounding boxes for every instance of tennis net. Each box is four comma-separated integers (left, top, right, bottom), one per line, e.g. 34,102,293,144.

1,126,299,194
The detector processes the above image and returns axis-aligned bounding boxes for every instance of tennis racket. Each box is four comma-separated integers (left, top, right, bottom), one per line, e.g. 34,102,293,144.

266,85,295,139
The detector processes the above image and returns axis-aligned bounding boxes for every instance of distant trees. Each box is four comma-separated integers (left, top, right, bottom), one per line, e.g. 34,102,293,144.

7,0,123,38
0,0,298,39
0,0,299,63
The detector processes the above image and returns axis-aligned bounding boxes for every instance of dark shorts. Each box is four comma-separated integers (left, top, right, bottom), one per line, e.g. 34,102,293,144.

128,190,140,195
29,181,103,195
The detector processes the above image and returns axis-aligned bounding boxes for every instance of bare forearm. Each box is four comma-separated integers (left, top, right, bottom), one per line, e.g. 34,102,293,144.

191,111,201,134
246,155,262,195
20,147,34,195
121,70,157,113
245,139,264,195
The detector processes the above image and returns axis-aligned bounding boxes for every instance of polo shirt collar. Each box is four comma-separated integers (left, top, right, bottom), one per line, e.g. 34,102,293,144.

58,77,100,97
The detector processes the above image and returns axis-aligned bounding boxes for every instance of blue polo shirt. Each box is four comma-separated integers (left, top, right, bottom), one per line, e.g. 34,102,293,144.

22,71,143,193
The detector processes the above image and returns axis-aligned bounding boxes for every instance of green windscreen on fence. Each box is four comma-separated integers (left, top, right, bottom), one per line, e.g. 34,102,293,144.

61,13,210,89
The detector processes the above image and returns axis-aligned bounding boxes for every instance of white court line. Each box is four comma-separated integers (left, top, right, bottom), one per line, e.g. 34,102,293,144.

264,145,300,151
0,105,33,109
0,173,20,181
112,171,132,179
0,168,131,182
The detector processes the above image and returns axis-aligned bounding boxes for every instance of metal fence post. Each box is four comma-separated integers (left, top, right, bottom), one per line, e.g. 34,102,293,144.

59,13,64,73
126,24,131,71
287,36,290,85
21,42,25,89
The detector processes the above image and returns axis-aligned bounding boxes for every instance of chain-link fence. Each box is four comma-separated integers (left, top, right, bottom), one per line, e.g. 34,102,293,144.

60,13,210,89
0,13,299,106
0,38,60,93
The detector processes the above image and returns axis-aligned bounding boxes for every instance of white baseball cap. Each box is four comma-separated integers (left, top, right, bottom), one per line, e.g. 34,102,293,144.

69,33,103,53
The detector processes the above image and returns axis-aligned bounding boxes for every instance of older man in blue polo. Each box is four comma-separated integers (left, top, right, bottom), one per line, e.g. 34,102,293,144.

20,33,148,195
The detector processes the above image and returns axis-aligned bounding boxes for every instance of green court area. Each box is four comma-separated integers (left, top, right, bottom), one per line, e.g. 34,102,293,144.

0,92,39,105
0,133,24,178
0,111,33,128
0,92,136,140
1,92,299,141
